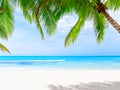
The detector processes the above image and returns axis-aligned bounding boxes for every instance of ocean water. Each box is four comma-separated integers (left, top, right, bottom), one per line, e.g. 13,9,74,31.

0,56,120,69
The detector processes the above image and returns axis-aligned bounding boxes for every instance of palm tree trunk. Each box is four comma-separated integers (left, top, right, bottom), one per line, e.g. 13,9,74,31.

101,10,120,33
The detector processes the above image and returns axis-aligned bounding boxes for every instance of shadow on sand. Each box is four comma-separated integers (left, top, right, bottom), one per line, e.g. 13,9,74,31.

49,82,120,90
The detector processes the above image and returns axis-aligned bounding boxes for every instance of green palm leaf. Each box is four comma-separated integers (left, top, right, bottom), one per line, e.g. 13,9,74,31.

65,17,84,47
0,43,10,54
41,8,56,36
35,14,44,39
106,0,120,10
0,0,14,53
0,25,8,39
53,0,73,22
0,0,14,39
93,12,106,43
17,0,34,23
18,0,45,39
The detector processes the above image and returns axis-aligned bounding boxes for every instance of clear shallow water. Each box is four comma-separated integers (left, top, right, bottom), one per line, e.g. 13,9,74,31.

0,56,120,69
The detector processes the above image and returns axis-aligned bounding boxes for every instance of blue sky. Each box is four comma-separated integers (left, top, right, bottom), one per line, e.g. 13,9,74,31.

0,9,120,56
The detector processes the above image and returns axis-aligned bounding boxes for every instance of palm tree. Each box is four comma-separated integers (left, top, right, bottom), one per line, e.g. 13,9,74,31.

52,0,120,46
17,0,120,47
0,0,14,53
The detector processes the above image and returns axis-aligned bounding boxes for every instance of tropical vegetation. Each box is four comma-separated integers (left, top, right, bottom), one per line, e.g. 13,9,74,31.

0,0,120,53
17,0,120,46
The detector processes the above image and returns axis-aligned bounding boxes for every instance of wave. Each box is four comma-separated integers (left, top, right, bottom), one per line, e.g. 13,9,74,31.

0,60,65,65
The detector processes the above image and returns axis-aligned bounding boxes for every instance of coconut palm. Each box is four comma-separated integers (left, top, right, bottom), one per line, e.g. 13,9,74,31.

17,0,120,47
51,0,120,46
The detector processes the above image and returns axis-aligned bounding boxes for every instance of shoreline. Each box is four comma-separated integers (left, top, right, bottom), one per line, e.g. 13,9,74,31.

0,67,120,90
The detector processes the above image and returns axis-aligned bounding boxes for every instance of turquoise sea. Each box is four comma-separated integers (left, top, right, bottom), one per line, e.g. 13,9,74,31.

0,56,120,69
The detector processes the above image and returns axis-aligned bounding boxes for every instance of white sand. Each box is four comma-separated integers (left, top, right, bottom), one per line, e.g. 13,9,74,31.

0,67,120,90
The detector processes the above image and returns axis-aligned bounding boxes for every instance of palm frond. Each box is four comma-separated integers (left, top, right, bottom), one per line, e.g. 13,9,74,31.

0,25,8,39
0,0,14,39
18,0,45,39
74,0,93,18
65,16,84,47
41,7,56,36
53,0,73,22
105,0,120,10
17,0,35,23
0,43,11,54
35,14,44,39
93,12,106,43
34,1,44,39
64,0,93,47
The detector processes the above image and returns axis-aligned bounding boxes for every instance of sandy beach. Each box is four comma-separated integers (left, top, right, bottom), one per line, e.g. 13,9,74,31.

0,67,120,90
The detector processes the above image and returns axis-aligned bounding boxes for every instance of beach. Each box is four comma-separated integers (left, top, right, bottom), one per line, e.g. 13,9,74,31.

0,67,120,90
